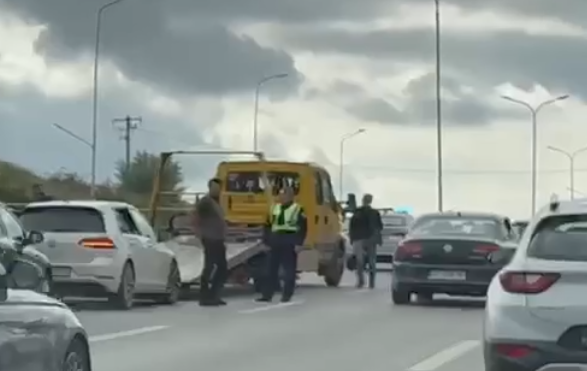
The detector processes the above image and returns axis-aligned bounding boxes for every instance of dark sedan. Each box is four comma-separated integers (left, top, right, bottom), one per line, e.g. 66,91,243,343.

391,211,517,305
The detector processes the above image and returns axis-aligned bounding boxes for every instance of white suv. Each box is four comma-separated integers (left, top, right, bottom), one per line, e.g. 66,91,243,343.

484,197,587,371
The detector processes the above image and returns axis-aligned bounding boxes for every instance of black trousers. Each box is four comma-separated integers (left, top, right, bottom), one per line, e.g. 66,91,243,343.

262,243,297,300
200,238,228,301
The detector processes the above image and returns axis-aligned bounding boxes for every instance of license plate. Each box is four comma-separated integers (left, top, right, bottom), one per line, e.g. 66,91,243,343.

428,270,466,280
52,267,72,277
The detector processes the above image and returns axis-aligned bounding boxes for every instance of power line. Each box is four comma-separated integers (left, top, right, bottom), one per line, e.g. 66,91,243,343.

113,115,142,170
350,165,587,175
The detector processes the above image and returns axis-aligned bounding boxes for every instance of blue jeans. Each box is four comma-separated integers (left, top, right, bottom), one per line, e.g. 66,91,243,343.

352,239,376,288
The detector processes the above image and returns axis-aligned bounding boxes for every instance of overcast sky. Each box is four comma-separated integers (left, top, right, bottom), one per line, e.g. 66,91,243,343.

0,0,585,218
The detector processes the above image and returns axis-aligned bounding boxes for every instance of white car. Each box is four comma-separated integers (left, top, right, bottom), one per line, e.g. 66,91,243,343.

484,197,587,371
19,200,180,309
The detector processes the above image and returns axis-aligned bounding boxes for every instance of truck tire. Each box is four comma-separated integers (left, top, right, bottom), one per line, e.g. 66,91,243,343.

324,242,345,287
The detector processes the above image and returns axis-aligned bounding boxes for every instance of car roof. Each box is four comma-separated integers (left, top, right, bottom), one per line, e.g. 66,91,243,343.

417,211,505,220
538,198,587,217
24,200,130,211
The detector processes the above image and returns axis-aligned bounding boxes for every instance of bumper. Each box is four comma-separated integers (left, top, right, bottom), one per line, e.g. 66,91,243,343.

393,262,499,295
485,340,587,371
51,258,120,296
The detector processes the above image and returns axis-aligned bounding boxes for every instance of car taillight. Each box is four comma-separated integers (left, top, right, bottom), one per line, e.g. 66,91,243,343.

395,241,422,260
499,271,560,294
79,237,115,249
495,343,534,358
473,244,500,254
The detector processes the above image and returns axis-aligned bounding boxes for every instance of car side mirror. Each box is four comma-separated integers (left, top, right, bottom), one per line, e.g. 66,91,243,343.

25,231,44,245
346,193,357,211
0,263,7,302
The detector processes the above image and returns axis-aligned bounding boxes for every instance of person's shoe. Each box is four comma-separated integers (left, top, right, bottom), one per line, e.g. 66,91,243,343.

212,299,227,306
356,282,364,288
280,296,291,303
255,297,272,303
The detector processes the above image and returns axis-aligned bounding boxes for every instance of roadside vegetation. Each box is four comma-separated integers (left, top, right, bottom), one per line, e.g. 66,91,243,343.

0,151,188,227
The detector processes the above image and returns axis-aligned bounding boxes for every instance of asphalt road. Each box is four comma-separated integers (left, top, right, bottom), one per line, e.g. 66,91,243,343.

75,271,485,371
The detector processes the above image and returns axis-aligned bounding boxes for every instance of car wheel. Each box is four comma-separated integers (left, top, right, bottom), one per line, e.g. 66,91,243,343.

110,262,135,310
62,338,90,371
392,287,410,305
159,261,180,305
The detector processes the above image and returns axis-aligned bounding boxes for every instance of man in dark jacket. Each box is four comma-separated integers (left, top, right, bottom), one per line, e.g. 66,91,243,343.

192,178,228,306
256,186,307,303
348,194,382,288
31,184,53,201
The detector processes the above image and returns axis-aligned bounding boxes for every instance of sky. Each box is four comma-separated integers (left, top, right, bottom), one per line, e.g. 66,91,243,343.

0,0,586,219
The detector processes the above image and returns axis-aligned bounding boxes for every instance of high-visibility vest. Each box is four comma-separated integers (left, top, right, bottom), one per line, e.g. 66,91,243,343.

271,203,301,232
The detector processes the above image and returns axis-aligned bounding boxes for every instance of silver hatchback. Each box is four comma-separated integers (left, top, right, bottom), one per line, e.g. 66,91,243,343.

485,197,587,371
378,213,414,264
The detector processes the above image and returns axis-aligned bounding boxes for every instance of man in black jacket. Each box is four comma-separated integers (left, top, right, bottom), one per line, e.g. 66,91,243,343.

348,194,382,288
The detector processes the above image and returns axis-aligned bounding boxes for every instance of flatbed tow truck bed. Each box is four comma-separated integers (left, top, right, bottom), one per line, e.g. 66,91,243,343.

162,235,266,286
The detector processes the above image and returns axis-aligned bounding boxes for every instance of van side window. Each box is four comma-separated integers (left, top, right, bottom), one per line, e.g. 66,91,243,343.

319,170,332,205
322,171,336,203
314,171,324,204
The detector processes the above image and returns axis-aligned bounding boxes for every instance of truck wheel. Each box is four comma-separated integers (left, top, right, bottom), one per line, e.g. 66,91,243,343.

324,247,345,287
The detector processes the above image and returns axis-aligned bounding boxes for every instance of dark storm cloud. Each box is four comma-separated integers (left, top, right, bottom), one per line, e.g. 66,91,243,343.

0,0,302,97
281,27,587,100
319,73,514,126
0,82,212,183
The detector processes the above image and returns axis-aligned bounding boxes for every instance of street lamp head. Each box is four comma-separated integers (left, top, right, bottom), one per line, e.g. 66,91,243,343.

357,128,366,133
557,94,569,101
274,73,288,79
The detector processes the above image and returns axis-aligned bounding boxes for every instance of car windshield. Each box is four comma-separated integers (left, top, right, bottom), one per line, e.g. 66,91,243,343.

410,215,504,239
20,206,106,233
528,214,587,261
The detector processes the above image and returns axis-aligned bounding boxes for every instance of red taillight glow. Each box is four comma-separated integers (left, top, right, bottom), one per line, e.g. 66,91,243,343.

395,241,422,260
473,244,500,254
499,271,560,294
79,237,115,249
495,344,534,358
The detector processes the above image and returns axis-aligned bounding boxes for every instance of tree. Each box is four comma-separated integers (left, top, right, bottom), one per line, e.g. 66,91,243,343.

115,151,184,197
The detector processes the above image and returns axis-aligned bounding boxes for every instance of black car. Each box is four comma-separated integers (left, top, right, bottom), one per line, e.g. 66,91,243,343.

391,211,517,305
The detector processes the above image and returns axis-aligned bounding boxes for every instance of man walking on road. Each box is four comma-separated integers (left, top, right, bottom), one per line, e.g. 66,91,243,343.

193,178,228,307
256,187,307,303
348,194,382,289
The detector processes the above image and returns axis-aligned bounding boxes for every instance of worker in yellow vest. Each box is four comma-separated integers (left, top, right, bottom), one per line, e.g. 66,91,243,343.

256,186,308,303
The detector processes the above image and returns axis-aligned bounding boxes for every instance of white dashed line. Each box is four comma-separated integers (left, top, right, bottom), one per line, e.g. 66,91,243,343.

408,340,480,371
238,300,304,314
89,325,170,343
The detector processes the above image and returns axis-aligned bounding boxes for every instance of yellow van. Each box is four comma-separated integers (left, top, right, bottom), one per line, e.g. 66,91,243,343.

216,161,348,286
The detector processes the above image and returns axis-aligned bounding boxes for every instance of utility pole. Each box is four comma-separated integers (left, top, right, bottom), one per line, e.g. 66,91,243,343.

112,115,141,170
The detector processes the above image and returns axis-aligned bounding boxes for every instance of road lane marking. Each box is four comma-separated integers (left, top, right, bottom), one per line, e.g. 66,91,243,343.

89,325,170,343
408,340,480,371
238,300,304,314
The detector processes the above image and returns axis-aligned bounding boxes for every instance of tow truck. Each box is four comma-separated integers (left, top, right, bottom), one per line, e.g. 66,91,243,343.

149,150,352,292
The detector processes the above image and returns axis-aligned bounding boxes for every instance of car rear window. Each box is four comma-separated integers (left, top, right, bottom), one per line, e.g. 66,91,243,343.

382,216,408,236
20,206,106,233
528,214,587,261
410,215,504,239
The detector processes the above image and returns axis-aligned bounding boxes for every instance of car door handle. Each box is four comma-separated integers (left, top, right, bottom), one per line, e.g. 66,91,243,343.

314,215,319,224
324,216,328,223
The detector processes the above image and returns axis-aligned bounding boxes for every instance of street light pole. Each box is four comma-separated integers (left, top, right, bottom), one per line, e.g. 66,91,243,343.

501,94,569,214
434,0,444,212
253,73,288,152
91,0,125,198
338,128,366,200
547,145,587,200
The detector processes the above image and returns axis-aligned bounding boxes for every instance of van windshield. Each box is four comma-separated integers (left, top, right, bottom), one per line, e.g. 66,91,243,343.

225,171,300,195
